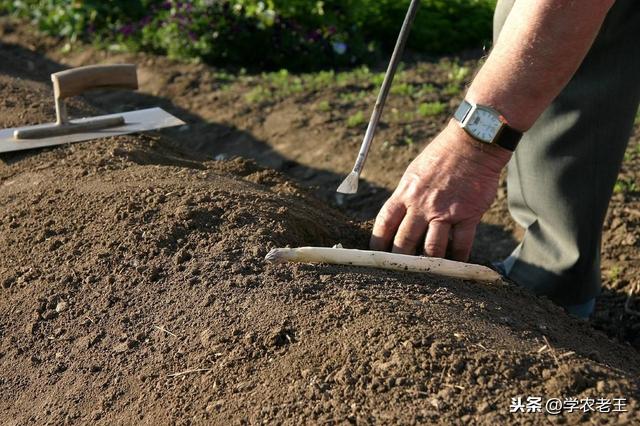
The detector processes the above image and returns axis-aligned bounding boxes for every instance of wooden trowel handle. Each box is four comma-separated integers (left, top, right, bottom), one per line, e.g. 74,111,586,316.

52,64,138,99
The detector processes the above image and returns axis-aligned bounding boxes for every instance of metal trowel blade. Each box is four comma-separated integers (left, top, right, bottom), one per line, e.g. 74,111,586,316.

0,107,185,154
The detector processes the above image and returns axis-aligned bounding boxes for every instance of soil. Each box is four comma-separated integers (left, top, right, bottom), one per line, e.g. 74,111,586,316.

1,17,639,425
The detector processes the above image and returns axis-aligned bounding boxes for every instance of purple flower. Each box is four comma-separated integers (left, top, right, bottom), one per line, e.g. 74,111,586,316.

307,30,321,42
120,24,135,36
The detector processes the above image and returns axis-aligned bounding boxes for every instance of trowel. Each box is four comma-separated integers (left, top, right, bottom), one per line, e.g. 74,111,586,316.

0,64,185,154
337,0,420,194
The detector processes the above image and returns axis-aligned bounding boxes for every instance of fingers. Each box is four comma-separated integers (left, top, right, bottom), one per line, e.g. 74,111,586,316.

370,200,406,251
450,220,478,261
392,213,427,255
424,221,451,258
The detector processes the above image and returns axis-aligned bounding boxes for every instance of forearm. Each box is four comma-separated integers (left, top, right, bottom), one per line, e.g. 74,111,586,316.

467,0,615,132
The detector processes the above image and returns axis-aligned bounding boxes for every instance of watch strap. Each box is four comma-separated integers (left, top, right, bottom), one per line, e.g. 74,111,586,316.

496,125,522,151
453,99,472,123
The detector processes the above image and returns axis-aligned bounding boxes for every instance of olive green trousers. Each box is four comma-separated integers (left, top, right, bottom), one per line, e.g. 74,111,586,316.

493,0,640,306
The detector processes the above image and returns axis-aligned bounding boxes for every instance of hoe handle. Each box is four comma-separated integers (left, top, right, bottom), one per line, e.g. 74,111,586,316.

52,64,138,100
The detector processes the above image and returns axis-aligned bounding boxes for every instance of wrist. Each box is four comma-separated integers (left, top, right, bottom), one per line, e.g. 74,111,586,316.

445,120,512,172
465,89,531,133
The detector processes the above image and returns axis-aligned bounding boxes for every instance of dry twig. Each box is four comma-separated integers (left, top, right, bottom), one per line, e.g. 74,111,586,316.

154,325,178,337
168,368,211,378
542,335,560,366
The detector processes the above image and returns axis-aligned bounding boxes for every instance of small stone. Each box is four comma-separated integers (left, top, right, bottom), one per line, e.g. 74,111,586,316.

174,249,192,265
1,276,15,289
55,301,68,313
42,310,58,320
25,323,36,334
596,380,606,393
476,401,492,415
206,400,224,413
201,294,213,307
112,342,129,353
148,267,162,282
50,363,67,374
48,240,63,251
200,329,212,348
396,377,409,386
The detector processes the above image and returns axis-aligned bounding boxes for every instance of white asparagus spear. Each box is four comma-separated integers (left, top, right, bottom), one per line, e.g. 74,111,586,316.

265,246,502,283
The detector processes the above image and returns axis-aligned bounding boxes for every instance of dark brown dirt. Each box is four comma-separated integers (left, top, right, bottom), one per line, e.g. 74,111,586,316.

1,18,639,425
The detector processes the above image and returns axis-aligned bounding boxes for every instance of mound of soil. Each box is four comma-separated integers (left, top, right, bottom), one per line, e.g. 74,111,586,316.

1,56,639,424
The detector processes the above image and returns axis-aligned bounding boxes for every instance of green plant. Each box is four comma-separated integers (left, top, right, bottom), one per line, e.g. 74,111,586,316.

443,83,462,96
244,85,272,104
635,107,640,125
339,90,370,104
623,143,640,162
416,84,437,97
447,63,471,84
613,178,639,194
418,101,446,117
403,136,415,146
607,264,622,281
0,0,497,70
306,70,336,91
391,82,415,97
347,111,366,127
316,100,331,112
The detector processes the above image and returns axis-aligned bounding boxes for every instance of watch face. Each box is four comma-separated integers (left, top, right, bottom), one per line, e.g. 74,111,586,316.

465,106,502,143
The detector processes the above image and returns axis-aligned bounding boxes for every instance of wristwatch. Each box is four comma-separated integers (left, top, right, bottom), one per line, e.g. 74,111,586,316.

453,99,522,151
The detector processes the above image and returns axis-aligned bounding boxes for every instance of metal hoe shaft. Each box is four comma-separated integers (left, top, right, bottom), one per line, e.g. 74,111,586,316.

337,0,420,194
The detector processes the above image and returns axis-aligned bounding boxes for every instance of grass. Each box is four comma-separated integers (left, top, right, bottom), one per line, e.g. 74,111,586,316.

613,178,639,195
446,63,471,84
240,61,456,107
346,111,366,128
316,100,331,112
439,61,471,97
418,102,446,117
244,65,386,105
635,107,640,125
607,264,622,282
623,143,640,162
403,136,415,146
416,84,437,97
390,82,416,97
244,86,272,104
443,83,462,96
339,91,371,104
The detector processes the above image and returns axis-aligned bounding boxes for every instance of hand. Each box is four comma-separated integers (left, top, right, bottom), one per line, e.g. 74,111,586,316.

370,121,512,261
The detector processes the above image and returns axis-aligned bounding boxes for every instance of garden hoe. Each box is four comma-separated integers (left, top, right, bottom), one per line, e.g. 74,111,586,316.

0,64,184,153
337,0,420,194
